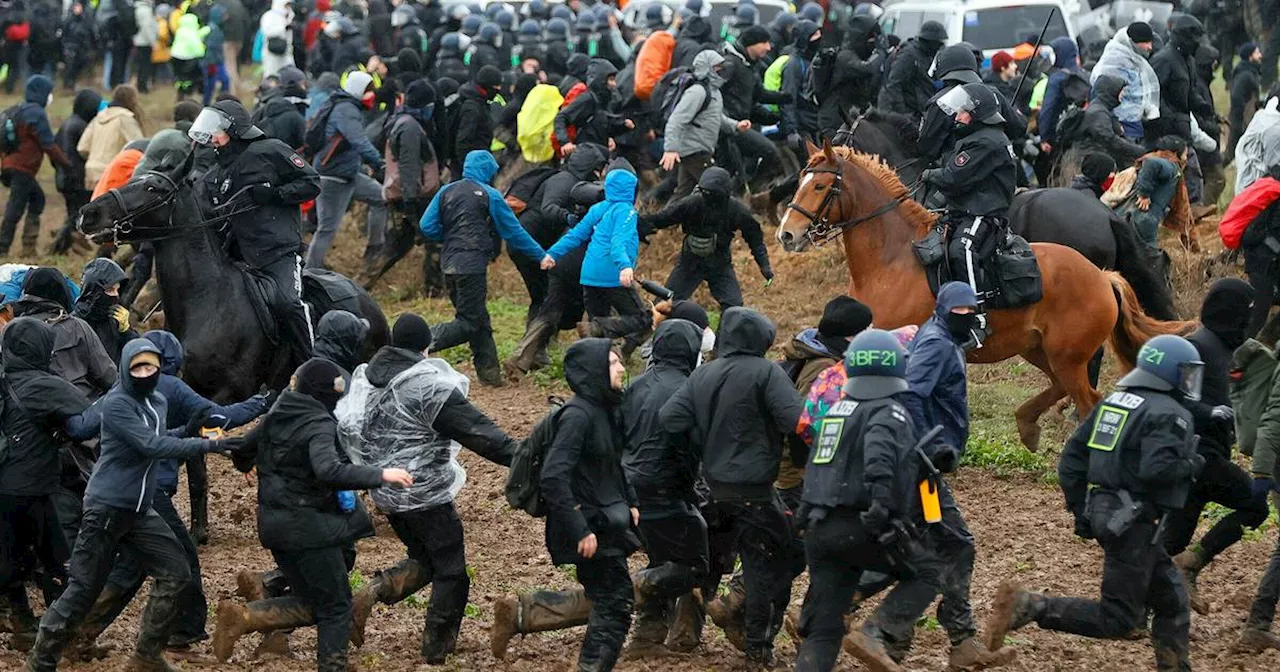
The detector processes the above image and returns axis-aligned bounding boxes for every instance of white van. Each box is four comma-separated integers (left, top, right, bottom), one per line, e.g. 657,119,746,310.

879,0,1082,58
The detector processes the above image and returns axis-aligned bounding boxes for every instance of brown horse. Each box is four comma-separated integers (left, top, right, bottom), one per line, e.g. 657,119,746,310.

777,143,1191,450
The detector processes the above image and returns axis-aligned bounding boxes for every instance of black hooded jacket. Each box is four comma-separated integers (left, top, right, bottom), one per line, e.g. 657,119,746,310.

74,258,137,362
313,310,369,373
1186,278,1254,458
554,59,628,149
233,389,384,551
540,338,639,564
12,268,118,400
1149,16,1204,140
1077,74,1147,168
640,167,772,277
621,319,702,499
720,40,788,123
660,307,803,501
521,143,607,246
817,16,884,134
54,89,101,193
673,16,715,68
252,86,309,150
878,36,943,119
0,318,97,497
453,83,497,164
780,20,821,138
1230,60,1262,143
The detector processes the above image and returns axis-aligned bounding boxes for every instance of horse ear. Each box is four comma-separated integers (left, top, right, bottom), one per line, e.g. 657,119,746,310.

805,139,822,158
822,138,835,162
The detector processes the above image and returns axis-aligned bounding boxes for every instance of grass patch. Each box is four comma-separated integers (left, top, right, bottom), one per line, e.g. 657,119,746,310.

962,431,1054,480
349,569,366,591
403,593,428,609
917,615,941,631
464,603,482,619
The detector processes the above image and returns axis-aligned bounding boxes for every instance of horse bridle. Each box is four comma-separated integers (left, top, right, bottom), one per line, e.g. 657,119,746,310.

785,156,910,247
93,171,260,244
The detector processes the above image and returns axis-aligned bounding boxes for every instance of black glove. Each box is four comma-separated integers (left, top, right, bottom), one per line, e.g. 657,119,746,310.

931,445,959,473
208,437,247,453
860,500,892,536
249,185,280,205
1073,513,1094,540
371,164,387,183
775,92,794,105
1211,404,1235,426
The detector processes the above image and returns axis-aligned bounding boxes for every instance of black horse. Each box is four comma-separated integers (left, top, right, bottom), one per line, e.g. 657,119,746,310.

77,156,389,403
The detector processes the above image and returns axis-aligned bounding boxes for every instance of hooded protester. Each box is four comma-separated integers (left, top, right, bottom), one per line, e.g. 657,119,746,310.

673,15,715,68
1071,152,1117,199
1075,74,1148,168
1229,43,1264,162
546,168,652,358
539,338,639,672
252,65,309,149
1091,23,1161,141
662,49,744,198
878,19,947,119
1149,15,1206,142
1192,45,1226,204
0,318,99,651
619,318,708,654
216,358,413,671
450,65,504,175
719,25,787,180
382,79,441,290
639,166,772,309
313,310,371,374
1162,279,1269,615
559,52,592,96
12,266,119,399
555,58,633,154
1038,35,1090,148
1234,94,1280,193
340,313,518,662
191,100,321,371
329,15,369,73
74,258,137,362
813,15,884,139
50,88,102,254
78,84,145,189
25,338,235,672
778,19,822,147
420,150,548,386
661,307,804,667
1,75,70,256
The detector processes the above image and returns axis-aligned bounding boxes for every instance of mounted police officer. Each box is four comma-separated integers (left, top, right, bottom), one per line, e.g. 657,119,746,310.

921,83,1016,346
187,100,322,371
986,334,1204,671
795,329,952,672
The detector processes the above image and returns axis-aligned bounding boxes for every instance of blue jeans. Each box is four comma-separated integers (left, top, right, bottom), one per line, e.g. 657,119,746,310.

1120,119,1144,141
307,174,388,269
202,63,230,105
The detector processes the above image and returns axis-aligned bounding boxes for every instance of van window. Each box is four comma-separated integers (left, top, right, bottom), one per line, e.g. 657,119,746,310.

882,9,950,38
961,5,1069,51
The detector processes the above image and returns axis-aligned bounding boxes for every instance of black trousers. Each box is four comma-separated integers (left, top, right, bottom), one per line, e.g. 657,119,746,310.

260,254,315,370
1246,255,1279,337
510,245,548,321
795,512,942,672
0,170,46,253
134,46,153,93
39,504,190,658
733,128,779,184
100,491,209,644
108,41,130,88
1163,451,1268,561
703,497,792,656
387,503,470,638
576,554,634,671
666,251,743,311
433,272,499,371
637,497,711,625
583,285,651,351
1036,516,1190,658
1248,498,1280,629
272,545,354,669
0,494,69,601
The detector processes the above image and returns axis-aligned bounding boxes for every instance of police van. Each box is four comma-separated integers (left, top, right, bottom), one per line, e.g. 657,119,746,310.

878,0,1084,58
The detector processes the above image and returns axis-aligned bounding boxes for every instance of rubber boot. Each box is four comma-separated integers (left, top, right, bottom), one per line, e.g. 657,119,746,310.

704,578,747,652
1235,626,1280,653
626,600,668,658
20,213,40,258
947,636,1017,671
633,562,697,607
663,590,704,653
130,583,186,672
24,627,72,672
351,559,428,648
421,622,459,664
984,583,1046,652
64,582,130,661
506,317,556,378
235,571,268,602
490,589,592,660
1173,548,1210,615
188,476,209,546
212,598,315,663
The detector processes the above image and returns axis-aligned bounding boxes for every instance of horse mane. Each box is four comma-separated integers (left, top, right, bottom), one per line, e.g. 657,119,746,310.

861,109,920,153
829,146,938,229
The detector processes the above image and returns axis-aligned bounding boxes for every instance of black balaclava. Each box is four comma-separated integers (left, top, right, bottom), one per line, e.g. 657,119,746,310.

293,357,350,414
1201,278,1255,350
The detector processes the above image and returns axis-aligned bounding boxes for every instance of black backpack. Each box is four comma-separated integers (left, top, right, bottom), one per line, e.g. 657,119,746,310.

650,67,710,128
504,166,559,215
1054,102,1086,148
302,96,354,163
504,396,567,517
0,105,23,155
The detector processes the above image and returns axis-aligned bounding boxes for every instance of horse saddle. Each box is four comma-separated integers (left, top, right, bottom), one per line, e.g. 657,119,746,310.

236,264,364,346
912,227,1044,310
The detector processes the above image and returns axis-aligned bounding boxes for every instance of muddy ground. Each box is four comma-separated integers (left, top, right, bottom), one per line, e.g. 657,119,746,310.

1,84,1278,671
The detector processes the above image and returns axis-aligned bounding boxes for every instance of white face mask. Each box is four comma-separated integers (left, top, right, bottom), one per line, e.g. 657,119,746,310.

46,94,52,107
696,327,715,366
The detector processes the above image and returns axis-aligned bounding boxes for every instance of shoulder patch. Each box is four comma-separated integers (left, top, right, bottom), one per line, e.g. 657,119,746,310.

812,417,845,464
1087,404,1129,452
1175,417,1188,430
289,153,305,168
953,150,970,167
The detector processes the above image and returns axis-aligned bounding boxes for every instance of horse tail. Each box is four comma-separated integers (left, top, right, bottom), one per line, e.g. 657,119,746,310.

1108,214,1179,320
1107,272,1196,371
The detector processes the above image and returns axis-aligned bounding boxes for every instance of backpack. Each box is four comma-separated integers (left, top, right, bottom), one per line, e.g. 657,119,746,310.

650,66,709,128
0,105,22,155
1053,103,1086,148
505,396,568,517
302,96,352,162
504,166,559,215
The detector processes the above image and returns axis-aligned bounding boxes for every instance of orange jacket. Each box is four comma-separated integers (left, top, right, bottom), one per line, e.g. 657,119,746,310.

91,149,145,200
634,31,674,101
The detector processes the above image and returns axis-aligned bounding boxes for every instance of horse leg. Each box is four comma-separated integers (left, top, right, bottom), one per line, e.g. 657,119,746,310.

1046,344,1103,424
1014,348,1067,452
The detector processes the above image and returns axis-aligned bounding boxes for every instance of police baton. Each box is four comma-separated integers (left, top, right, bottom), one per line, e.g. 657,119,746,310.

912,425,946,475
1009,8,1056,104
639,279,675,302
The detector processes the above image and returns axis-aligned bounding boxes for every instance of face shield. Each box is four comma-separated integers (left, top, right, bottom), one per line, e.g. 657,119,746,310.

1178,360,1205,401
188,108,232,146
935,85,976,117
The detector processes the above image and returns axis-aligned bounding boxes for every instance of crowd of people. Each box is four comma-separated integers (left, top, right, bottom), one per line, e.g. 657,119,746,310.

4,0,1280,671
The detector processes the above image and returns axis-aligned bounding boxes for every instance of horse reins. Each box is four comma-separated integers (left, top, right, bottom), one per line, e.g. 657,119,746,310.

786,156,916,248
97,172,262,244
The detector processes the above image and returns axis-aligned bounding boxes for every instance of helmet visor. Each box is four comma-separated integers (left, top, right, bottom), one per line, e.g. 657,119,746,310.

188,108,232,146
1178,361,1204,401
935,86,976,116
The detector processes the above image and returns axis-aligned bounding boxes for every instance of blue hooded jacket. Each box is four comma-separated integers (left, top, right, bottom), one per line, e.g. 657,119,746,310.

546,169,639,288
84,338,213,513
1039,36,1084,143
901,282,976,455
419,150,546,273
143,331,269,493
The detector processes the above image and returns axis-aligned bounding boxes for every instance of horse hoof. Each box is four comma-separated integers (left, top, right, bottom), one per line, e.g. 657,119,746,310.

1016,421,1041,453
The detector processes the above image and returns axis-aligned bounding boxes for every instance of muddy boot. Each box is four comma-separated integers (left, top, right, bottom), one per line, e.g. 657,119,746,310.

4,587,38,652
490,589,592,660
843,627,902,672
1173,548,1210,615
948,636,1017,671
24,627,72,672
1155,645,1191,672
744,645,774,670
1235,626,1280,653
64,583,129,661
633,562,697,607
20,213,40,257
507,318,554,376
477,365,506,387
213,598,315,663
189,488,209,546
704,579,747,652
421,623,459,664
351,559,428,648
984,583,1046,651
253,631,294,659
663,590,704,653
235,571,268,602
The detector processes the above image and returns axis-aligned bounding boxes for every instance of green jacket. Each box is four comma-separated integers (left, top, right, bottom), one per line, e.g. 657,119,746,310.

1231,338,1280,477
170,13,208,61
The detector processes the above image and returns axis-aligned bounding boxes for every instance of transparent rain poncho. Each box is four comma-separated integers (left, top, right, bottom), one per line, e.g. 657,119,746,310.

336,357,469,513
